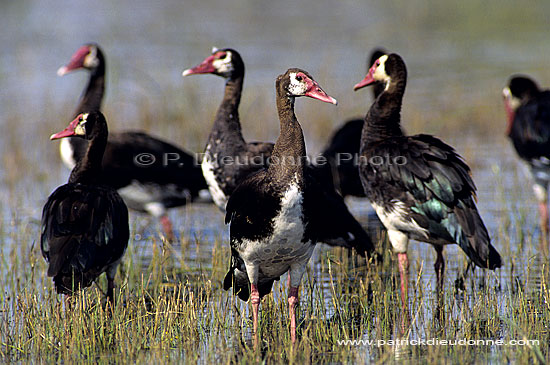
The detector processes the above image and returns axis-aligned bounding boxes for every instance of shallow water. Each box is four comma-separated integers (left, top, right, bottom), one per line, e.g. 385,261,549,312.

1,0,549,362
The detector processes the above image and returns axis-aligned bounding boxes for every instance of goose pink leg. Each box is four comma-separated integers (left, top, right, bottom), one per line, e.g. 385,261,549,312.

288,286,299,343
397,253,409,307
160,215,175,241
250,283,260,336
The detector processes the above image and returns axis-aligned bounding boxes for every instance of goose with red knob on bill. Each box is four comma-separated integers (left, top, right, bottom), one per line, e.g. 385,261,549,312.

315,48,388,198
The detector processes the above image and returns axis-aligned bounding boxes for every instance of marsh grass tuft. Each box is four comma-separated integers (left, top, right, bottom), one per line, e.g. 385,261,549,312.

1,208,549,363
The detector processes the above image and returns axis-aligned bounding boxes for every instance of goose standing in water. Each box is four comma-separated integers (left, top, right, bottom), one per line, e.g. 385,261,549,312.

224,68,357,342
354,53,501,302
503,75,550,239
42,111,129,303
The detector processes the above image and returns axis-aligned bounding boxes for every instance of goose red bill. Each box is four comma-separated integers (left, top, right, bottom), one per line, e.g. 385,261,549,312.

182,55,217,76
353,73,375,91
305,83,338,105
57,45,90,76
50,116,80,140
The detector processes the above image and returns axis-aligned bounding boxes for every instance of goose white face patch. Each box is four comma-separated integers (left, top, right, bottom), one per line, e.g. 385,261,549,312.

502,86,521,111
212,51,234,77
373,55,391,90
74,113,88,136
83,46,99,69
288,72,308,96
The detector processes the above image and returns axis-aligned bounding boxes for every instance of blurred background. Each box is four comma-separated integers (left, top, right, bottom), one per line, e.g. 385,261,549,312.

3,0,550,146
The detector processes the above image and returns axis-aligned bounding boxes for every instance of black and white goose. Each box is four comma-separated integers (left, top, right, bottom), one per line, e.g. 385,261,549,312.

223,68,348,342
503,75,550,237
182,48,273,210
316,48,387,198
42,111,129,303
183,48,375,257
58,43,209,239
354,53,501,300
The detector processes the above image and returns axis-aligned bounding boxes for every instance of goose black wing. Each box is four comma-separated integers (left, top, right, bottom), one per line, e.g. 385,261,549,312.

362,134,500,269
316,118,366,198
303,168,375,258
41,183,129,291
102,131,207,200
509,91,550,163
223,170,281,300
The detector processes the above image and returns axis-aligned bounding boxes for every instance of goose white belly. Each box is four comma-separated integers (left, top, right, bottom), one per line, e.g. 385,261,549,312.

370,200,426,235
117,180,191,216
238,183,314,279
371,199,454,251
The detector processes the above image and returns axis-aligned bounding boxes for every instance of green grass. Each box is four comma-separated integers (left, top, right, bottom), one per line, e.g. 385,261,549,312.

0,59,549,364
1,204,549,363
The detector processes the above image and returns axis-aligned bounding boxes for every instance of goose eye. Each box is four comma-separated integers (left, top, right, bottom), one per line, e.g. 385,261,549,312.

296,75,303,81
219,52,227,60
375,60,380,66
